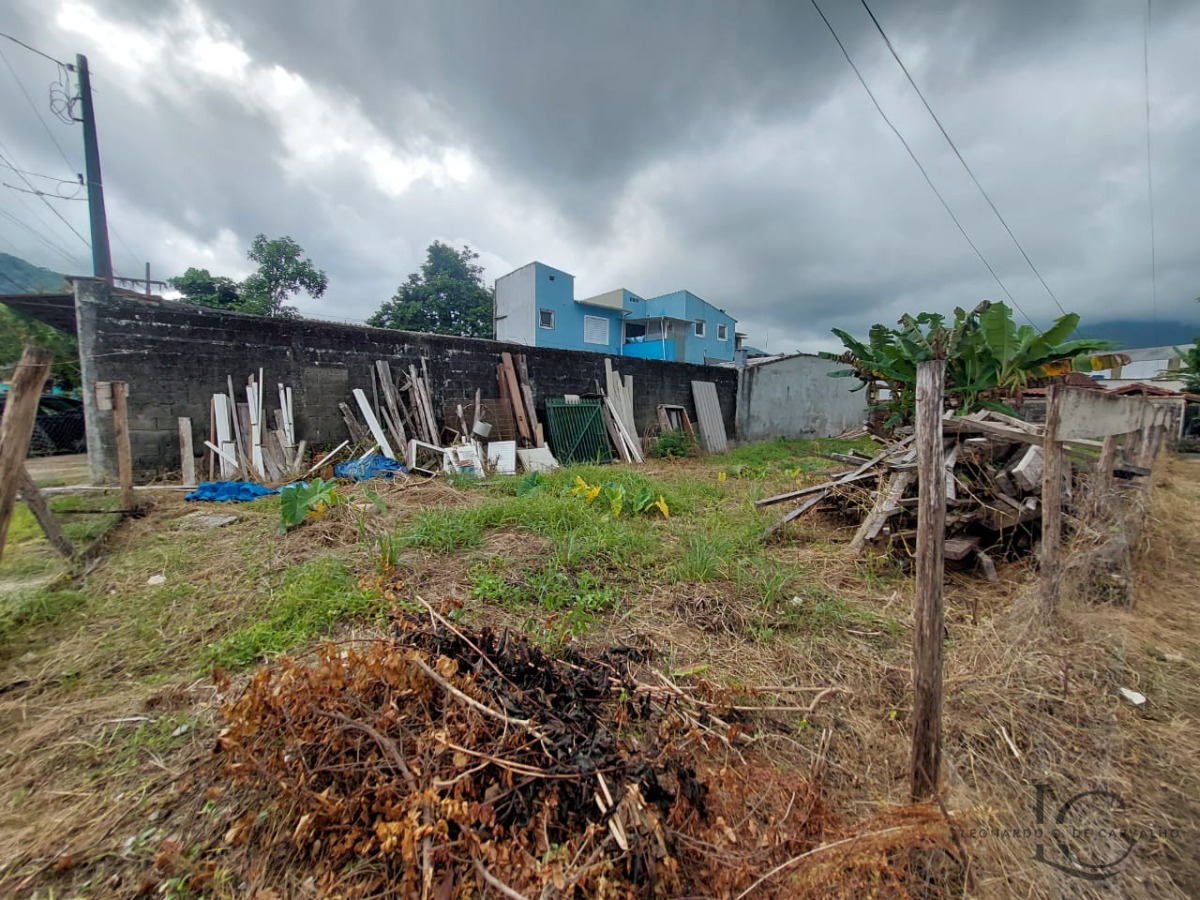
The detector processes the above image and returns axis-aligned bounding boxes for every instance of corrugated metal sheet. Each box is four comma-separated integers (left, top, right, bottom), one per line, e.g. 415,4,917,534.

691,381,728,453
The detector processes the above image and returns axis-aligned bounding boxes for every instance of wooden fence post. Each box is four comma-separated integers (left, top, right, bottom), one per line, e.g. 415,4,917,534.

111,381,135,510
0,347,53,563
1040,385,1064,617
179,417,197,488
910,358,946,801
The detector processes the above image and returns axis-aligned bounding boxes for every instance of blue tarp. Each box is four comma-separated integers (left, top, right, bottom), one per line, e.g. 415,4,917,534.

185,481,282,502
334,452,407,482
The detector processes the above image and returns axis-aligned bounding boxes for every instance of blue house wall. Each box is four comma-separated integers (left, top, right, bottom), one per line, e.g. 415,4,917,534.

493,263,737,362
643,290,736,364
524,263,625,356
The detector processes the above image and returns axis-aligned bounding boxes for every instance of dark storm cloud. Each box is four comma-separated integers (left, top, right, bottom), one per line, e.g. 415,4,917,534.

1,0,1197,349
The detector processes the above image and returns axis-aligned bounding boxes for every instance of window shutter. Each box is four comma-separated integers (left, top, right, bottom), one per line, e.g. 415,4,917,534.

584,315,610,345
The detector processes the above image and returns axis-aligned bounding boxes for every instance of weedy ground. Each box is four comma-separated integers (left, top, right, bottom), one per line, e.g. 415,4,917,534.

0,439,1197,897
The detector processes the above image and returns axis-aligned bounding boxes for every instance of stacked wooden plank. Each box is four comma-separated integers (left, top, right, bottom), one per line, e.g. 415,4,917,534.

206,370,305,483
757,409,1108,577
600,360,643,463
497,352,545,448
338,359,442,460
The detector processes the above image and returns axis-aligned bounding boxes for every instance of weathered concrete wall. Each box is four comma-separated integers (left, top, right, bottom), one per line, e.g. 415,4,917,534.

736,354,867,441
75,281,739,480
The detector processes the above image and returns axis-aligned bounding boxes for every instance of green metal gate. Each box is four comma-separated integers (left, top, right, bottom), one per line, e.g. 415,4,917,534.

544,399,613,465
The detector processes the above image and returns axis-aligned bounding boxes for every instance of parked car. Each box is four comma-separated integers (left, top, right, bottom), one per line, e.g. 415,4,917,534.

0,393,86,455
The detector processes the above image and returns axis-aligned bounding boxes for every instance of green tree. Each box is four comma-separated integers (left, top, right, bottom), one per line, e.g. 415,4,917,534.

171,235,327,319
368,241,493,338
238,234,328,319
0,307,80,389
168,267,241,309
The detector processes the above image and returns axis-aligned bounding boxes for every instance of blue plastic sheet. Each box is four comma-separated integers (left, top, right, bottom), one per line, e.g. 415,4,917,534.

334,452,407,482
185,481,282,502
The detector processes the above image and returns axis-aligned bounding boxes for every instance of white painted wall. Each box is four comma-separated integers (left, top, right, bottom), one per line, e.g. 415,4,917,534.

494,264,536,346
736,354,868,440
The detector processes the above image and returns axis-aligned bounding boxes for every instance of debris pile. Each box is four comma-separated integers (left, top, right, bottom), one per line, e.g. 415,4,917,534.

215,605,846,897
206,370,305,483
759,409,1127,578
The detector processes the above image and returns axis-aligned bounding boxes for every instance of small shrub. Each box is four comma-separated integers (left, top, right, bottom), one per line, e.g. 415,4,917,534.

652,430,698,459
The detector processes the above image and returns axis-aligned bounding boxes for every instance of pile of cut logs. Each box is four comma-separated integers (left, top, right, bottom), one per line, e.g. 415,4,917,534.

758,409,1129,579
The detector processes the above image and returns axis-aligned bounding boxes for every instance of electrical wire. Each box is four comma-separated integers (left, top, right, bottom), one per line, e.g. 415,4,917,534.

0,44,78,172
807,0,1034,326
0,143,91,250
0,30,67,67
857,0,1066,316
0,161,83,184
4,181,85,200
0,204,83,268
1142,0,1157,321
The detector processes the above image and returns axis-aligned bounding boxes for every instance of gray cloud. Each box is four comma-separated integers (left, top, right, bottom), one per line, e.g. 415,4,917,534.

2,0,1198,353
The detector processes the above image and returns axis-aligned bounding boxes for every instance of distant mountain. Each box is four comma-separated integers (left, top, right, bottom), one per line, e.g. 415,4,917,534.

0,253,69,293
1073,318,1200,349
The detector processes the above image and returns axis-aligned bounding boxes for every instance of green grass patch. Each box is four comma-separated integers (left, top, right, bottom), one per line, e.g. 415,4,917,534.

397,465,675,570
0,586,86,644
713,436,877,469
207,556,380,669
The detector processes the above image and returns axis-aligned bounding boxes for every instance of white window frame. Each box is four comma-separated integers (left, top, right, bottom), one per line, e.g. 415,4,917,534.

693,320,706,338
718,323,728,341
539,308,555,329
583,314,610,345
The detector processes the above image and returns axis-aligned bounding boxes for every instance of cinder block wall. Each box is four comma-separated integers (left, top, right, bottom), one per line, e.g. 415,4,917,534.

75,281,739,480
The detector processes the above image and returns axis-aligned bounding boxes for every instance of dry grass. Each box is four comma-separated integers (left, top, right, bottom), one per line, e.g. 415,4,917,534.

0,450,1197,897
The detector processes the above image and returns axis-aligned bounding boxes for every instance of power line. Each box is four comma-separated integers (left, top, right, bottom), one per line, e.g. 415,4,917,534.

807,0,1034,325
857,0,1066,317
1142,0,1157,321
0,143,91,250
0,160,84,185
0,30,67,67
0,204,83,268
0,43,78,172
4,181,85,200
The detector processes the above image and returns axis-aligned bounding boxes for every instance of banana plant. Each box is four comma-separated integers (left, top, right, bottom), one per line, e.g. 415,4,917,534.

822,302,1126,425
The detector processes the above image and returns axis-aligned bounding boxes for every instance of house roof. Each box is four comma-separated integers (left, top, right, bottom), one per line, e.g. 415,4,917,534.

1109,382,1181,397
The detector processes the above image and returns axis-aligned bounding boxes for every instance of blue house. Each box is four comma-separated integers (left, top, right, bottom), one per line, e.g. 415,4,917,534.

494,262,738,364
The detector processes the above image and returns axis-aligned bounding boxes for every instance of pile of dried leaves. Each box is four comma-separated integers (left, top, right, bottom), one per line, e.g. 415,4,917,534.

214,602,964,897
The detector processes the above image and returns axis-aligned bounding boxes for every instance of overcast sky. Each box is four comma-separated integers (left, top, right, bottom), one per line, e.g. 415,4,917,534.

1,0,1197,352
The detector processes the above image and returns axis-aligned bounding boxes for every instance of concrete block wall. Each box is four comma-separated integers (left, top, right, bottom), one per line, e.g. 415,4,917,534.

75,281,739,480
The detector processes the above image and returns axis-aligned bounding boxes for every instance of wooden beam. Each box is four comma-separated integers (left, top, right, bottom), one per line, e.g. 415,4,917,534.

910,358,946,802
1040,385,1064,617
111,381,135,511
0,347,53,563
499,353,532,442
17,467,77,560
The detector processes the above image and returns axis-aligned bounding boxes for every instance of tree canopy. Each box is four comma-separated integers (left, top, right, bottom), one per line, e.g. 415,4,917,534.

368,241,493,338
170,235,327,319
169,267,242,309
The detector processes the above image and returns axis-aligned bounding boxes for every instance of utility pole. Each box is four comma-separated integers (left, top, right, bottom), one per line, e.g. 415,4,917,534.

75,53,113,284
